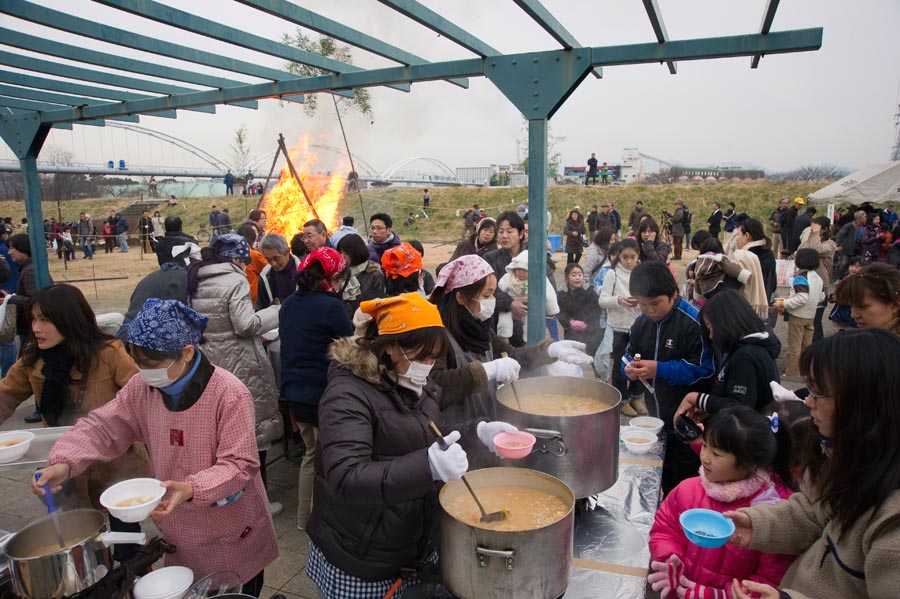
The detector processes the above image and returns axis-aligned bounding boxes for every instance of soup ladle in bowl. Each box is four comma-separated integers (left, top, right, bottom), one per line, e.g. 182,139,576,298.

428,422,509,523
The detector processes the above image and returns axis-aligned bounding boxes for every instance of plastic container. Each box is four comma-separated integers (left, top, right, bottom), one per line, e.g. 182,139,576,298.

0,431,35,464
548,234,563,253
621,430,657,455
679,509,735,549
99,478,166,523
629,416,664,435
133,566,194,599
493,431,536,459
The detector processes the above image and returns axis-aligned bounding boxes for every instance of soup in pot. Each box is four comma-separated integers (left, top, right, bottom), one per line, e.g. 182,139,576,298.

0,439,24,448
500,393,604,416
444,485,569,531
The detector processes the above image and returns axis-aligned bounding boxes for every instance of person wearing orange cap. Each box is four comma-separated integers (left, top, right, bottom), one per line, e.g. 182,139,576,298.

279,246,353,531
381,242,424,297
305,292,465,599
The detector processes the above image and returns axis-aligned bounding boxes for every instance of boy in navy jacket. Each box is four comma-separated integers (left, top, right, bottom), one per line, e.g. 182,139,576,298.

623,261,714,492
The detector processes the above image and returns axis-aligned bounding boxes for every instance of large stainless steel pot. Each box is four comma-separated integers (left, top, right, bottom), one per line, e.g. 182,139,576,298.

3,508,145,599
439,467,574,599
495,375,621,498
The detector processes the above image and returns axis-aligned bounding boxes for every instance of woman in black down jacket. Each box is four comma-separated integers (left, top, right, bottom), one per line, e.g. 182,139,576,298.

673,290,781,423
306,293,467,599
564,209,587,264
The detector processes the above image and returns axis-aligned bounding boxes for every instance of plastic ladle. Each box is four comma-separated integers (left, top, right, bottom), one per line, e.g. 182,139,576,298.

34,472,66,549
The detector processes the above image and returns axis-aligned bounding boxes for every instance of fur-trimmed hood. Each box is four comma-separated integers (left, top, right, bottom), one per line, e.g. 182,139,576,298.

329,335,383,385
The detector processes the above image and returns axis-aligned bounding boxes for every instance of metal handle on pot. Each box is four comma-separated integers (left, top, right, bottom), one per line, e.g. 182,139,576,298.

475,546,515,570
95,532,147,547
524,428,568,456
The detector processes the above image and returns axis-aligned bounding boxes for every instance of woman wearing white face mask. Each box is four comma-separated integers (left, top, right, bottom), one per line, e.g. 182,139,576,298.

307,292,466,599
279,247,353,531
33,299,278,597
429,255,594,463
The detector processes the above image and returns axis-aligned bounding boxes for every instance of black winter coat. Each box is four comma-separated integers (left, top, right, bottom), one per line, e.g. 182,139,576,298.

279,289,353,407
749,246,778,301
563,219,587,253
556,286,603,356
307,337,443,581
695,332,781,415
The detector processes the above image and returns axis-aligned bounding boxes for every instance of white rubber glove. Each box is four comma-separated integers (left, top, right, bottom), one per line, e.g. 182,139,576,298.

481,357,521,384
476,421,519,455
427,430,468,482
548,340,594,365
770,381,803,403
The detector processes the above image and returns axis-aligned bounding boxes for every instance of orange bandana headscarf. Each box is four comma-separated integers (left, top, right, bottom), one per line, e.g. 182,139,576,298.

381,243,423,279
360,292,444,335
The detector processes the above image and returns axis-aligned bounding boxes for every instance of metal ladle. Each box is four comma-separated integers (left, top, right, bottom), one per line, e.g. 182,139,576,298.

499,352,523,411
428,422,508,523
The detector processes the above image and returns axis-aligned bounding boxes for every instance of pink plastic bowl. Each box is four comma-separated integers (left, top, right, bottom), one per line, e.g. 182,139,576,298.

493,431,536,459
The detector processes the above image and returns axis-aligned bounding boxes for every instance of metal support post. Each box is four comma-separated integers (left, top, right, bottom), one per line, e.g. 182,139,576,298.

526,118,548,345
20,154,51,287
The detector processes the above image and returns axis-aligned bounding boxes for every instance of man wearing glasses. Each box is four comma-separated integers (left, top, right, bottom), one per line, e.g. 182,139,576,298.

367,213,402,263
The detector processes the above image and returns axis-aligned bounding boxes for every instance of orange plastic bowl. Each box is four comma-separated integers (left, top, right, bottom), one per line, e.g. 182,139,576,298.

493,431,536,459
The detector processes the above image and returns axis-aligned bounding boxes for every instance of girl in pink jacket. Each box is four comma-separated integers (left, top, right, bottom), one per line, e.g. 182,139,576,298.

33,299,277,597
649,406,796,598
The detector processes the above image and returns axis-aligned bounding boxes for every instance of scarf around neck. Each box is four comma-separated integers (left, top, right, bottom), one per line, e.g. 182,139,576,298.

39,344,77,426
698,466,774,504
455,303,491,355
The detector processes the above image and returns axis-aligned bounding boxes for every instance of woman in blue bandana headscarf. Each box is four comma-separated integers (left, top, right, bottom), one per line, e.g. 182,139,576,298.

186,233,284,515
34,299,279,597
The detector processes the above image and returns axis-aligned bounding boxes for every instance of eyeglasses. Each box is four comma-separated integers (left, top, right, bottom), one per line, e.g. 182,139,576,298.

805,386,832,404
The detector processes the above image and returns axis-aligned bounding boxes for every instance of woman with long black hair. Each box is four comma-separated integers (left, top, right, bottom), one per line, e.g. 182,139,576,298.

0,284,150,550
727,329,900,599
673,290,781,423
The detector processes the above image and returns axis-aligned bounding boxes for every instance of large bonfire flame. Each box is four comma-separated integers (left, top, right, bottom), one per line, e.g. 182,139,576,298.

263,134,345,239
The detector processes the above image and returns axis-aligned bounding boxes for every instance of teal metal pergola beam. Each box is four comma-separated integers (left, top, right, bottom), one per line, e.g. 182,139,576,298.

0,29,263,109
91,0,412,94
641,0,677,74
751,0,781,69
0,71,216,115
0,96,139,123
233,0,468,89
511,0,603,79
0,2,308,90
29,29,822,125
377,0,501,57
0,51,256,110
0,84,178,119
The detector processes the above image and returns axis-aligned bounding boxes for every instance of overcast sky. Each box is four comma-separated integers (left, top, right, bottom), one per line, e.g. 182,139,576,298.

1,0,899,174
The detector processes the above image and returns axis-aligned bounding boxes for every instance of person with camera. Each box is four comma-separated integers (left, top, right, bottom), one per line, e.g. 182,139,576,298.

665,200,686,260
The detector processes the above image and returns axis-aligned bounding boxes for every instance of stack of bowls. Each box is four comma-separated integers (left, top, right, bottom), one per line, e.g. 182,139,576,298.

133,566,194,599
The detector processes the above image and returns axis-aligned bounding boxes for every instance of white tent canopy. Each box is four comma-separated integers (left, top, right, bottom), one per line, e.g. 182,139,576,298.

808,162,900,205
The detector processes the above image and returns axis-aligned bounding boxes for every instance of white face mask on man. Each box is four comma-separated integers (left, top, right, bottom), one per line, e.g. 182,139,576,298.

469,297,496,321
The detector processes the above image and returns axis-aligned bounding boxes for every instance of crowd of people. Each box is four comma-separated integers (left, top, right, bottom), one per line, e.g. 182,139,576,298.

0,192,895,598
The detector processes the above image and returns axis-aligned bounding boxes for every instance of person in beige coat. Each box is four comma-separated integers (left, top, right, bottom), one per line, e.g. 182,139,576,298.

0,284,150,555
726,329,900,599
187,233,283,515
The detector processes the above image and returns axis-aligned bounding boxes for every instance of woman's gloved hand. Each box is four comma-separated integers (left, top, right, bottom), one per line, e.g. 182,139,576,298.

427,430,468,482
770,381,803,403
482,357,521,384
548,340,594,365
476,421,519,455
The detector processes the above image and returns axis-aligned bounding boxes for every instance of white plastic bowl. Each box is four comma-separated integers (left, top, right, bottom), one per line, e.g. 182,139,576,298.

133,566,194,599
0,431,35,464
622,430,658,455
99,478,166,523
629,416,664,435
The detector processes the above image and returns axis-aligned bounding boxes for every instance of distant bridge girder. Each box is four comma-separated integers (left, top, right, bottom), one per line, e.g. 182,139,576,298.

106,122,231,172
381,156,459,182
